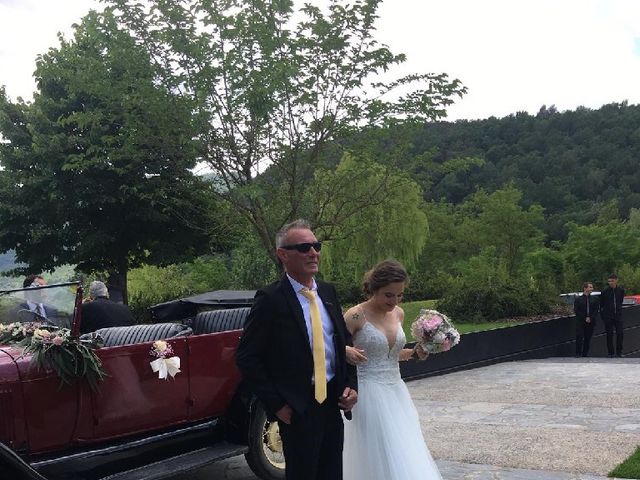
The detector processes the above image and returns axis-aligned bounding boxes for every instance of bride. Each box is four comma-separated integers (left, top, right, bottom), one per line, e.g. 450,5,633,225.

343,259,442,480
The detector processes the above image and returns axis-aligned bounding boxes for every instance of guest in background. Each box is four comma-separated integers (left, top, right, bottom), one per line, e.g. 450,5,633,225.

80,281,135,334
574,282,599,357
18,274,60,324
600,274,625,357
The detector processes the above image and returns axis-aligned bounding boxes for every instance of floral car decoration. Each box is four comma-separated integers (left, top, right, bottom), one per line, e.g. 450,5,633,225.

149,339,181,380
0,321,106,390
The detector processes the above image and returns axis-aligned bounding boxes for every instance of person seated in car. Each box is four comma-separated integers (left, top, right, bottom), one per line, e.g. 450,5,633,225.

16,274,60,324
80,281,135,334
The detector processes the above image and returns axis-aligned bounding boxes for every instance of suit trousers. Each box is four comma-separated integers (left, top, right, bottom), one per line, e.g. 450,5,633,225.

278,378,344,480
603,316,623,355
576,319,594,356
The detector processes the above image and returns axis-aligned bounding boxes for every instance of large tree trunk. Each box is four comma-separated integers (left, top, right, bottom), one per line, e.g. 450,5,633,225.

107,270,128,305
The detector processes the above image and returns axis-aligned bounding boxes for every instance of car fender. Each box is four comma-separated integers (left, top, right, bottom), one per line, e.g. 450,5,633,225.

0,347,28,451
0,346,22,381
0,442,48,480
224,381,256,445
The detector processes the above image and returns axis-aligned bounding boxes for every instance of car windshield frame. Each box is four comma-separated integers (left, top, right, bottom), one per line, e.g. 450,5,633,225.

0,281,82,331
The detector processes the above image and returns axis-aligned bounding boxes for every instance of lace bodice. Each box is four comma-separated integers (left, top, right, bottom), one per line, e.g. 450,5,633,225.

353,321,405,384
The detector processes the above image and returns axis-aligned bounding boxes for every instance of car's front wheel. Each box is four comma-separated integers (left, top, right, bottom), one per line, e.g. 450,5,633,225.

245,404,285,480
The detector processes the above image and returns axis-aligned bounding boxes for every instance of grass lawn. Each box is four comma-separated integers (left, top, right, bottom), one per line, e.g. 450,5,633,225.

400,300,525,340
610,446,640,478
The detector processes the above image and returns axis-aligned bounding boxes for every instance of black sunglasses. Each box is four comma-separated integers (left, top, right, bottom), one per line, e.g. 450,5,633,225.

280,242,322,253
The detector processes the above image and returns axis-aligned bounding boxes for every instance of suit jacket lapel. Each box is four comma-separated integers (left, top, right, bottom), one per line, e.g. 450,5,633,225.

317,282,341,335
279,276,312,349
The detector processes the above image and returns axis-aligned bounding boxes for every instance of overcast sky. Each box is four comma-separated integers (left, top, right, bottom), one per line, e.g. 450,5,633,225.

1,0,639,121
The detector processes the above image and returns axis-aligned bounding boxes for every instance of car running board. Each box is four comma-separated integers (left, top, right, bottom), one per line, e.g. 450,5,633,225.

98,442,248,480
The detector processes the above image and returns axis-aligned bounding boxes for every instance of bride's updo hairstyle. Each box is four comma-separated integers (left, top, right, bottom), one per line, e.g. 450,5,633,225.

362,259,409,298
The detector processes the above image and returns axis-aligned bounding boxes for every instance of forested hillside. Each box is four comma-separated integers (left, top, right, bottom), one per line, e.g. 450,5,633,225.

400,102,640,241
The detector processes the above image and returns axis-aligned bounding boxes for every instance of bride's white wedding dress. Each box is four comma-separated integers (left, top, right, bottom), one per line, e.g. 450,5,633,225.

343,320,442,480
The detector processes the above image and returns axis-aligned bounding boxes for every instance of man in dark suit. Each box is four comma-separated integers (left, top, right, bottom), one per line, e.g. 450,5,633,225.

574,282,599,357
17,275,60,324
600,273,625,357
80,281,135,334
236,219,357,480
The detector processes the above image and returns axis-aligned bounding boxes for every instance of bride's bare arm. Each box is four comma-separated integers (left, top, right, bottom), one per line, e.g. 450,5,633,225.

344,305,367,365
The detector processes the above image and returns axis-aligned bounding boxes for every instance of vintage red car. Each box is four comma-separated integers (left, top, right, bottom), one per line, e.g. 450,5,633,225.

0,282,284,480
623,294,640,306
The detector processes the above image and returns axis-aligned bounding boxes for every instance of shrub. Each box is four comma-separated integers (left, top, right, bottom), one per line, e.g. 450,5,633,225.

128,256,231,321
438,280,551,323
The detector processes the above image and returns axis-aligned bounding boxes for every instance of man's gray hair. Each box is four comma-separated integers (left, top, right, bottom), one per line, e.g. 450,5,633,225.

89,281,109,299
275,219,312,248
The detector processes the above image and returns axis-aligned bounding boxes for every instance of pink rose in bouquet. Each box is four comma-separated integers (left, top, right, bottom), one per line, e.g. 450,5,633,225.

410,309,460,354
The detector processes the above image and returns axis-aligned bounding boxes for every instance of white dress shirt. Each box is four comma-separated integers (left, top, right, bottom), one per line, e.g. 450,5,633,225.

287,275,336,382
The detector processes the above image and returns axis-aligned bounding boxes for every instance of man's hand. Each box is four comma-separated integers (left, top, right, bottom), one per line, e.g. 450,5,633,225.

275,404,293,424
338,387,357,411
346,346,367,365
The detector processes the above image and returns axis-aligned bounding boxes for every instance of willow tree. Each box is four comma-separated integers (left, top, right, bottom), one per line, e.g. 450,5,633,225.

310,153,428,291
104,0,466,266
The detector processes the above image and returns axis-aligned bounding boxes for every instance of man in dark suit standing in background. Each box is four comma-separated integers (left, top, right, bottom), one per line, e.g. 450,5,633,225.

574,282,599,357
236,219,357,480
601,274,625,357
80,281,135,334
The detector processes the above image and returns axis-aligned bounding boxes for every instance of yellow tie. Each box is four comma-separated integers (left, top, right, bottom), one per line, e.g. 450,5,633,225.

300,288,327,403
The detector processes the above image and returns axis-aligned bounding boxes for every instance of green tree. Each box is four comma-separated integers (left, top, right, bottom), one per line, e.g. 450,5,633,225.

522,247,566,297
128,255,231,318
230,236,278,289
465,187,545,276
561,221,640,287
106,0,466,267
409,200,461,298
0,12,218,302
311,153,428,300
617,263,640,294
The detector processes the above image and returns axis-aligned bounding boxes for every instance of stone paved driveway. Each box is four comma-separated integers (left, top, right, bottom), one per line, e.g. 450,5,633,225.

170,357,639,479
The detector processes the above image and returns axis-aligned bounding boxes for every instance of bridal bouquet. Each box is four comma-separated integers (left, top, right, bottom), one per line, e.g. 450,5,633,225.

410,309,460,354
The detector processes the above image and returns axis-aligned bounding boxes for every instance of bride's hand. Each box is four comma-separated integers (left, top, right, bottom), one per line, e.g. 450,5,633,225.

346,346,367,365
414,343,429,360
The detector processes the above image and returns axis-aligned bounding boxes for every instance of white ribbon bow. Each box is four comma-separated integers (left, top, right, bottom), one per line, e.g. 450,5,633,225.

150,356,181,380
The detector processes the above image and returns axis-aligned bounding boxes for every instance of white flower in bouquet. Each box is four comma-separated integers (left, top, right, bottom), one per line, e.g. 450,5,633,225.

432,331,446,343
446,328,461,345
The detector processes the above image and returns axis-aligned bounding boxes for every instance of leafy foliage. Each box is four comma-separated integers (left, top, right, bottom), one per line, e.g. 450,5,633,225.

128,255,231,319
561,221,640,288
312,153,428,301
104,0,466,266
391,102,640,243
0,12,218,299
438,279,551,323
229,236,278,289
